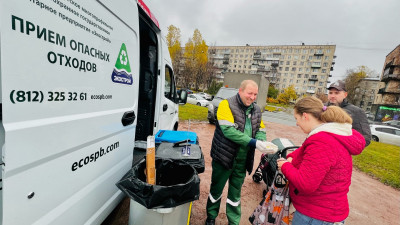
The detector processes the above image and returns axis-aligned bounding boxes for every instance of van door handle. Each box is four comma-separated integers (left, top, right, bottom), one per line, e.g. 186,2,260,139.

121,111,136,126
163,104,168,111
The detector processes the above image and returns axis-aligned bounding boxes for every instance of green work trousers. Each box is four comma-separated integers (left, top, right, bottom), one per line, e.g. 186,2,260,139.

206,147,247,225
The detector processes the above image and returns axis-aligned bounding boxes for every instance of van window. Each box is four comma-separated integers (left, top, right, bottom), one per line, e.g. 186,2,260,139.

164,66,177,102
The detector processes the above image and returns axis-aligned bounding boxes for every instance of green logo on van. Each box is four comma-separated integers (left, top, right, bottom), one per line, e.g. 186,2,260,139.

111,43,133,85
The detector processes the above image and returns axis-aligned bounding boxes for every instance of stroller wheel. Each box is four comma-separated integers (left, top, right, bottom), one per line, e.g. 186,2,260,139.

252,173,262,183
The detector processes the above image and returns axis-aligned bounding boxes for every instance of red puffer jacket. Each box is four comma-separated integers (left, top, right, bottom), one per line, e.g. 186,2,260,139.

281,128,365,222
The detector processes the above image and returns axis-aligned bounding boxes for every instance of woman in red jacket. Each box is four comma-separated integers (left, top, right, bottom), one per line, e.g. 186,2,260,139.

277,96,365,225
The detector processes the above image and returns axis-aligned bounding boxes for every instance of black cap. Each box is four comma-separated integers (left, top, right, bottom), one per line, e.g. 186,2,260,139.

328,80,346,91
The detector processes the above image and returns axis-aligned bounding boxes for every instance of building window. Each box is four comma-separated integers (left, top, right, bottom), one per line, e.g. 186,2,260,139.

309,56,313,60
304,74,309,78
325,56,329,60
301,55,306,60
298,74,302,78
286,61,290,65
291,67,297,71
285,67,289,71
288,55,292,59
322,69,326,73
323,62,328,67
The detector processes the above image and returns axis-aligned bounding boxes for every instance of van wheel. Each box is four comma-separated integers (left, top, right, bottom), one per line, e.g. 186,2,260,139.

372,135,379,142
173,123,178,131
196,102,201,106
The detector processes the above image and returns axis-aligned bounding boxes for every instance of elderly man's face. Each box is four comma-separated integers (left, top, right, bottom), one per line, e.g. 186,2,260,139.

328,88,348,105
239,84,258,106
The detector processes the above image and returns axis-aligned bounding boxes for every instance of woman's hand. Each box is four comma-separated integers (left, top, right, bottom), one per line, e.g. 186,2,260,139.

277,158,289,171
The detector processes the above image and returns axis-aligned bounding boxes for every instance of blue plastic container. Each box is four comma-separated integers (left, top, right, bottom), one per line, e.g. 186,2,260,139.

155,130,197,144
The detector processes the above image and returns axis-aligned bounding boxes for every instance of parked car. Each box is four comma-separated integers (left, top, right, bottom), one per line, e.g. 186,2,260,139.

382,120,400,129
370,124,400,146
187,94,210,107
197,92,212,101
178,88,193,94
207,87,239,124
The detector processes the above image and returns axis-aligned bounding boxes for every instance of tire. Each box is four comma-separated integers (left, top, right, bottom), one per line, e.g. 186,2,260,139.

252,173,262,183
372,135,379,142
196,102,201,106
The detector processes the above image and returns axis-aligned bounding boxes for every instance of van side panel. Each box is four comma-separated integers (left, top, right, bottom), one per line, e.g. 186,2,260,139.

0,1,139,224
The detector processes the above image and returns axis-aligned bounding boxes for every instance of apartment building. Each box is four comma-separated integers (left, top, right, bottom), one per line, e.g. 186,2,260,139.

372,45,400,121
208,44,336,96
352,78,381,113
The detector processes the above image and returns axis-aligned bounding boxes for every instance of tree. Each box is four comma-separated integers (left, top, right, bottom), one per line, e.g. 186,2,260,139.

267,85,279,98
183,29,208,91
344,66,376,104
166,25,183,73
208,80,223,95
277,85,297,104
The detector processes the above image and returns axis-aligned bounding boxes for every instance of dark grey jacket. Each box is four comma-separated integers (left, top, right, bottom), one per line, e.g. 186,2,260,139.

328,99,371,146
211,94,262,174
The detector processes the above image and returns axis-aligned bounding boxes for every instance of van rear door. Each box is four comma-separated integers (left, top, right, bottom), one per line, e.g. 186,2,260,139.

0,0,139,224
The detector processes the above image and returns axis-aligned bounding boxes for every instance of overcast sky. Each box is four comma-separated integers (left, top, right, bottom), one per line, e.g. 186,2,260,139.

148,0,400,82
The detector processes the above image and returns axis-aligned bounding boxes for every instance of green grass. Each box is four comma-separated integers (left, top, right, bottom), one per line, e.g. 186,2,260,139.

353,141,400,189
179,104,208,121
264,105,283,112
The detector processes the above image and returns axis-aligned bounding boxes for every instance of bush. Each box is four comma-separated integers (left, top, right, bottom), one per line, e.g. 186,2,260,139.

267,97,279,104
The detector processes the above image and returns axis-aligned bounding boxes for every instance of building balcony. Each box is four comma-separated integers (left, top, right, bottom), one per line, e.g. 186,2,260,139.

306,89,316,94
332,61,335,65
378,87,400,94
330,67,334,71
381,73,400,82
314,53,324,56
311,64,321,68
309,78,318,81
329,74,332,77
327,81,331,83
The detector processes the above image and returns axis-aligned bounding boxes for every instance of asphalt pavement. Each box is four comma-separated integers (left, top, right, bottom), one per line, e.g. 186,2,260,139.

262,110,296,126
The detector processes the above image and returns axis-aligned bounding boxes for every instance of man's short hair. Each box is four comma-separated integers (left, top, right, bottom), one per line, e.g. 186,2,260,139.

328,80,346,92
239,80,258,90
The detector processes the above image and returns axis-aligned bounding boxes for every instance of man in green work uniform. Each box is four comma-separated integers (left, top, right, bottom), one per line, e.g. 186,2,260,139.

205,80,278,225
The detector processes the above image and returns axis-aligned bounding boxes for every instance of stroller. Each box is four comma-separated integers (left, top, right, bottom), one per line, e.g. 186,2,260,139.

249,138,299,225
252,138,299,191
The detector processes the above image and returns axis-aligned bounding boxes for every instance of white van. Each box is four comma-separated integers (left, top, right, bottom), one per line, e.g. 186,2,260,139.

0,0,185,224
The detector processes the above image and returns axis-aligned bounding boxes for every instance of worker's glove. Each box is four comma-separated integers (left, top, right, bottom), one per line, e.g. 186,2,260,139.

256,141,278,154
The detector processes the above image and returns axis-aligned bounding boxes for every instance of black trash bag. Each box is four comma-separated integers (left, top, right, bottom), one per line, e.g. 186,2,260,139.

116,158,200,209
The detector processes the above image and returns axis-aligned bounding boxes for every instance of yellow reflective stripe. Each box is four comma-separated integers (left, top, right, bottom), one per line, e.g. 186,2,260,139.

260,120,265,129
227,198,240,207
217,100,234,123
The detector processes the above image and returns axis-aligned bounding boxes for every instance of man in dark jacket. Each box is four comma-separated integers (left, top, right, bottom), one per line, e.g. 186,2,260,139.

327,80,371,146
205,80,278,225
